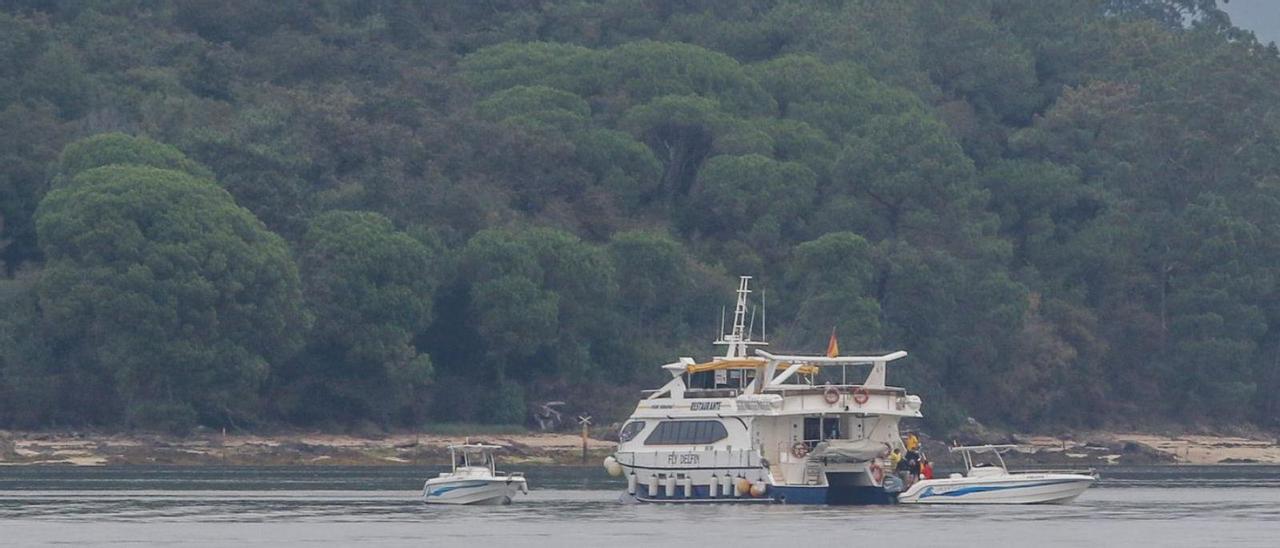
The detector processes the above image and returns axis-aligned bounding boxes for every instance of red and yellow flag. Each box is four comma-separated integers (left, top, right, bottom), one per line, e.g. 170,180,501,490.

826,327,839,358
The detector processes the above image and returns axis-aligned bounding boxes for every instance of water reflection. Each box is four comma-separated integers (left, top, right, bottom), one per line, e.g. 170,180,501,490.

1,466,1278,547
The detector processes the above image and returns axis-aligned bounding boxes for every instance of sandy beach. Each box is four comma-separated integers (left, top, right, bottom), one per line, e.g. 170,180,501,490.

0,430,615,466
1,429,1277,467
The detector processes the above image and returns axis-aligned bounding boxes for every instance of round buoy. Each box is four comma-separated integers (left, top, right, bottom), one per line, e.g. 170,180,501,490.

823,386,840,404
851,386,870,405
869,462,884,484
750,481,767,497
603,456,623,477
735,477,752,497
791,442,810,459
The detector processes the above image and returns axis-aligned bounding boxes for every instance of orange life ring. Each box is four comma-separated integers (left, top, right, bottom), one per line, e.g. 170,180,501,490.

869,462,884,484
823,386,840,405
851,386,870,405
791,442,810,459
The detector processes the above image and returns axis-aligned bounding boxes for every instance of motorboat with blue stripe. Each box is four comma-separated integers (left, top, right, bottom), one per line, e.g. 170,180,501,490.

423,444,528,505
603,276,922,505
897,444,1095,504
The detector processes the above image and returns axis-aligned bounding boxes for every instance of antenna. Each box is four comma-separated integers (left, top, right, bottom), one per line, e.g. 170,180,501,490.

719,306,726,339
762,287,767,342
747,305,756,341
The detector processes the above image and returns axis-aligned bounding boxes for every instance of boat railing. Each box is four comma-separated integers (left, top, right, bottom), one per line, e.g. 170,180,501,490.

682,388,741,398
761,384,905,395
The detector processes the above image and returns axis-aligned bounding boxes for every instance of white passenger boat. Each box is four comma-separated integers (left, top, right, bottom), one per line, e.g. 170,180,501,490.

423,444,528,505
603,276,922,505
897,445,1094,504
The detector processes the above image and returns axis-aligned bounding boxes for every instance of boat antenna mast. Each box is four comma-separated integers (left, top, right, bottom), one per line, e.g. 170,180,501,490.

714,276,768,358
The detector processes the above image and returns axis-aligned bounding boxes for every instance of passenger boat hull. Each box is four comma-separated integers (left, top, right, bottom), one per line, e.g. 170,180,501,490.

624,484,896,505
422,478,528,505
897,474,1094,504
618,466,897,505
772,485,896,505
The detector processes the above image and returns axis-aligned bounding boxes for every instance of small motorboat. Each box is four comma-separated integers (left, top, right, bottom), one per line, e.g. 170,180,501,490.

897,444,1094,504
423,444,528,505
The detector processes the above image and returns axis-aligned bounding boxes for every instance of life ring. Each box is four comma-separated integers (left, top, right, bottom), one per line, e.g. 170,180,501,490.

869,462,884,484
851,386,870,405
791,442,810,459
823,386,840,404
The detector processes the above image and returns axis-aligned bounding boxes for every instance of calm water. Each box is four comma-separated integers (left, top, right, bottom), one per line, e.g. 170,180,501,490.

1,465,1278,547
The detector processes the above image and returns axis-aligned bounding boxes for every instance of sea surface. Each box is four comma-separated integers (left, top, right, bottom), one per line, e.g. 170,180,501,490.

1,465,1277,547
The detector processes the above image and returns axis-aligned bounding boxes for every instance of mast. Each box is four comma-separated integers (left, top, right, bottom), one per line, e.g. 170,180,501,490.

714,276,768,358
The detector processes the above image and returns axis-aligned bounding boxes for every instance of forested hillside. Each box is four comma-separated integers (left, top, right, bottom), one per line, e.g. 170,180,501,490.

1,0,1278,433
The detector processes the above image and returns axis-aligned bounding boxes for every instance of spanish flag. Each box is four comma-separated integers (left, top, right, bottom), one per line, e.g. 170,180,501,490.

826,327,839,358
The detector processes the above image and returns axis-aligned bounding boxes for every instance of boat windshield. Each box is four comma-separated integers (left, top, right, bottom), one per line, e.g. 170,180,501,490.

450,446,498,472
950,445,1014,472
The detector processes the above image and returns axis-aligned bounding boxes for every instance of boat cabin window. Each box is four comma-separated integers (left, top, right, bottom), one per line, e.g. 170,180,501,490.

687,369,755,390
643,420,728,445
454,450,494,470
803,417,840,446
618,421,646,442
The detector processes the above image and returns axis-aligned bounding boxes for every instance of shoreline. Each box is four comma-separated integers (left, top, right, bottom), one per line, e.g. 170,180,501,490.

0,430,615,467
1,429,1277,467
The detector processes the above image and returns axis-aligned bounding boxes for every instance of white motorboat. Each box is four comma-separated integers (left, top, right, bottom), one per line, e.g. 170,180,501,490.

604,276,922,505
423,444,528,505
897,444,1095,504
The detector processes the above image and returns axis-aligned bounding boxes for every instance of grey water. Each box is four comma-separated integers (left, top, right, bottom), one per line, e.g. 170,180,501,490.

1,466,1278,547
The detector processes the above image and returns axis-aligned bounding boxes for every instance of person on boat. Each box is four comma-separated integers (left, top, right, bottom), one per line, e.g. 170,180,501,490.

903,447,921,486
889,448,902,469
920,457,933,480
895,448,912,485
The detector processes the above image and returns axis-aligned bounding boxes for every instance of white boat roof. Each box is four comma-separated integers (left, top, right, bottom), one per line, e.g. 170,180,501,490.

948,444,1019,453
447,444,504,451
755,349,908,365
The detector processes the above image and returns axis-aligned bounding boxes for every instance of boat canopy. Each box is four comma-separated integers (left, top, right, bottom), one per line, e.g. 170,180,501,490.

447,444,504,452
948,444,1019,453
685,358,767,374
756,349,907,389
685,357,819,376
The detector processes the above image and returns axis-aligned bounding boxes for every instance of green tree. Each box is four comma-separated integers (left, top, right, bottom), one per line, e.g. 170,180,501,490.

571,128,662,210
603,40,775,115
619,95,726,198
748,54,918,139
34,160,306,430
55,132,213,185
0,103,66,273
831,109,984,246
688,154,816,250
277,210,438,425
780,232,882,351
474,85,591,132
459,41,603,96
919,2,1042,124
21,43,91,119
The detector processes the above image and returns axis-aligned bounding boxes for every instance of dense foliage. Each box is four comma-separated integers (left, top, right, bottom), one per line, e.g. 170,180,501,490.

1,0,1278,432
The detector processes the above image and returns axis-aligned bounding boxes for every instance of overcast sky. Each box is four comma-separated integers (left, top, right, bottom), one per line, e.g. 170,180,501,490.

1221,0,1280,44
